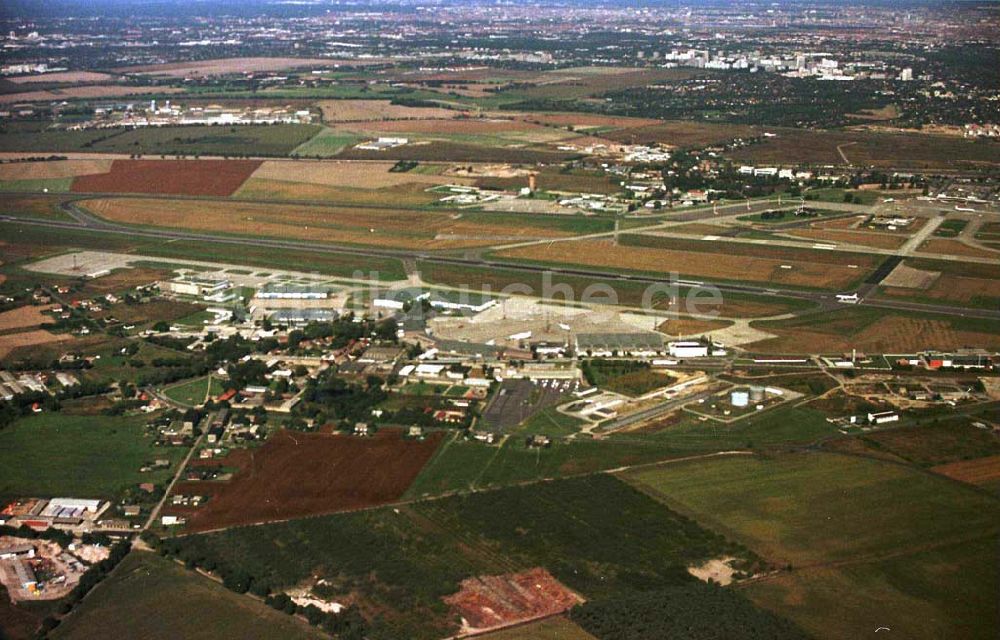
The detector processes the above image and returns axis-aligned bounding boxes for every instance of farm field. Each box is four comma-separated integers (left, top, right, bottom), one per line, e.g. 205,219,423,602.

317,99,463,122
749,306,1000,353
0,304,55,331
71,159,262,196
602,120,759,148
727,127,1000,170
496,236,876,291
845,421,1000,468
931,454,1000,491
162,375,225,407
165,428,444,531
79,196,590,250
0,413,185,499
623,452,999,564
0,159,112,180
0,85,186,105
50,551,327,640
0,328,73,360
743,538,997,640
0,123,320,157
165,474,756,639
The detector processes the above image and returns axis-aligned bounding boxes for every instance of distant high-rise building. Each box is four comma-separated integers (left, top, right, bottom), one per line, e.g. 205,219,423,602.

899,67,913,81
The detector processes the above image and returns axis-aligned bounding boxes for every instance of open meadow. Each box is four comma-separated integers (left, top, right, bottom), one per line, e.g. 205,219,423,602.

622,452,1000,640
0,413,186,499
50,551,327,640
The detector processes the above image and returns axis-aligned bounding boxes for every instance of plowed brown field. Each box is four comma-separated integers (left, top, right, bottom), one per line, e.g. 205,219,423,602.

167,428,444,532
71,159,261,196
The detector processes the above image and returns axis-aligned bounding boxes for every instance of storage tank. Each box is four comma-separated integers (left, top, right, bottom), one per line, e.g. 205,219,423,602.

750,386,766,403
731,390,749,408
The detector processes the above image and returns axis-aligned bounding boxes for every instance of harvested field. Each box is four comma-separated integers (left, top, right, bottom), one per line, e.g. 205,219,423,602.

444,568,583,634
0,305,55,331
750,310,1000,353
784,228,906,250
918,238,1000,259
0,329,72,359
0,159,112,180
0,85,185,104
7,71,115,84
167,428,443,532
497,238,874,290
71,159,261,196
247,159,469,188
318,99,463,122
117,57,380,77
932,455,1000,488
603,120,758,148
83,196,577,249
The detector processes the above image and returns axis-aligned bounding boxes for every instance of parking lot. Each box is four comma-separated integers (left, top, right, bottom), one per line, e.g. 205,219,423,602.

480,378,578,432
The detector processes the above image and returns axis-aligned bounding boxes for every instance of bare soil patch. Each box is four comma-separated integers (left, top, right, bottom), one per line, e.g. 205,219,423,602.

444,568,583,634
658,317,731,336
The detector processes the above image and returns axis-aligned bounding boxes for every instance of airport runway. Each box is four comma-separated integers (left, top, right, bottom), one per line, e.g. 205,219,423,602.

2,202,998,322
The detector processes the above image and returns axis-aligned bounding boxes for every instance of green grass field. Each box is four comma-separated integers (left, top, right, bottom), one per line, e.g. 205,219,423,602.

51,552,326,640
162,375,225,406
625,452,999,565
0,177,73,193
404,431,688,498
623,452,1000,640
515,406,585,438
743,538,997,640
614,405,838,453
291,127,361,157
0,413,186,499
